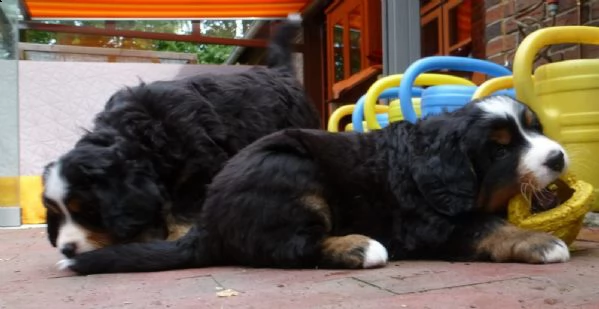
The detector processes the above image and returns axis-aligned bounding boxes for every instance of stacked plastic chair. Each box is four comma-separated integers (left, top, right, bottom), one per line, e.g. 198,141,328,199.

361,72,476,131
397,56,513,124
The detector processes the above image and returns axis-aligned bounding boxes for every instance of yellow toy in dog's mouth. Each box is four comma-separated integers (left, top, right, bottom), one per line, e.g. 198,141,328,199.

508,173,594,246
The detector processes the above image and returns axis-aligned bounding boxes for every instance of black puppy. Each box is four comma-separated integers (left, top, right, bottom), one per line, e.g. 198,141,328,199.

42,14,321,258
58,95,571,275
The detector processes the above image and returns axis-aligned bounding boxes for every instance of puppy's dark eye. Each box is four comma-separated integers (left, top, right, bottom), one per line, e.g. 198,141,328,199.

42,197,61,215
530,122,542,133
522,110,543,132
494,146,509,159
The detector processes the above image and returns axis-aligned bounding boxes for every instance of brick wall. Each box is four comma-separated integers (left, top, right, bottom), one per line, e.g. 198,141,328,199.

482,0,599,68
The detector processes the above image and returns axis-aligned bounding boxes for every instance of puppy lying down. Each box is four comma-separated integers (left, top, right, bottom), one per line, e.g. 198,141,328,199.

42,14,321,259
58,96,571,275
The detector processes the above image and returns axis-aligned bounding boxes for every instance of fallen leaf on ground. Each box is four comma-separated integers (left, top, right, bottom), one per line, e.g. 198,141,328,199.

216,289,239,297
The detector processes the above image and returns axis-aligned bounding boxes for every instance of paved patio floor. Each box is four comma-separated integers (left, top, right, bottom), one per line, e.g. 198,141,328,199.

1,226,599,309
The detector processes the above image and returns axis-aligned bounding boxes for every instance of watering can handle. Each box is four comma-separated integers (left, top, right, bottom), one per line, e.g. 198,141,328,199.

472,76,514,100
399,56,513,123
513,26,599,106
353,87,423,132
364,73,475,130
472,76,536,100
352,87,403,132
327,104,390,132
327,105,355,133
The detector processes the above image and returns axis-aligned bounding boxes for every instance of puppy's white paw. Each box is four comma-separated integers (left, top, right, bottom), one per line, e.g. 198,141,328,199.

56,258,76,270
541,239,570,263
362,239,388,268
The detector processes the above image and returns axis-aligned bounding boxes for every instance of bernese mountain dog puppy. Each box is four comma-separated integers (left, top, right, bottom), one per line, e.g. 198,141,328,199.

57,95,570,275
42,15,321,259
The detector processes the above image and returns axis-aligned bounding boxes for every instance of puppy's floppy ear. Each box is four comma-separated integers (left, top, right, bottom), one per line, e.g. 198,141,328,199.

42,161,55,183
42,162,59,247
411,131,478,217
101,159,166,240
46,212,60,247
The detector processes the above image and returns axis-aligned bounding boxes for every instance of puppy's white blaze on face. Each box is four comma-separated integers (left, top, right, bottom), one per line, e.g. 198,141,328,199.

56,221,98,254
44,163,67,207
477,96,569,188
521,134,569,188
477,96,519,120
44,163,97,255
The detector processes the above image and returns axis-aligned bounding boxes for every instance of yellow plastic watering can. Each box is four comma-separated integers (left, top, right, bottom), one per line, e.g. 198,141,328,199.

363,73,475,130
327,104,389,132
508,172,593,245
513,25,599,211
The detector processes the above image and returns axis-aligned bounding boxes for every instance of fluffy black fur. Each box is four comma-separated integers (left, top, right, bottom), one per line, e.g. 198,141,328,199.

42,17,321,257
61,96,570,275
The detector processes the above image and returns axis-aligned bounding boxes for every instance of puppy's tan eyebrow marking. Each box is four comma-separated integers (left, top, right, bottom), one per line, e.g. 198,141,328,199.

66,199,81,213
490,127,512,145
43,197,62,214
523,109,534,128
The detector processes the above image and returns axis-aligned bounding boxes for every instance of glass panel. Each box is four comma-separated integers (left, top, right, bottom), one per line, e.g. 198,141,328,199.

333,21,344,82
0,0,21,226
116,20,192,34
197,20,257,38
348,5,362,75
116,19,259,38
447,0,472,48
0,0,19,59
421,17,439,57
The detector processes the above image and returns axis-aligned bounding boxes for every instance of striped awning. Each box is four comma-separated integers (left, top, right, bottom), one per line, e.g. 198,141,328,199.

23,0,313,19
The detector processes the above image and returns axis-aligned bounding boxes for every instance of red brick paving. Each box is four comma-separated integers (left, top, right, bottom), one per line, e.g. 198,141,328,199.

1,227,598,309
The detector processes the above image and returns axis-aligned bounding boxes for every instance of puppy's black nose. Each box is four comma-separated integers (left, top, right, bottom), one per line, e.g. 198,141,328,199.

61,243,77,258
544,149,565,172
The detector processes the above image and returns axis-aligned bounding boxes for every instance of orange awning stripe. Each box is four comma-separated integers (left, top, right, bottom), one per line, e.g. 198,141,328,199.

25,0,312,19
